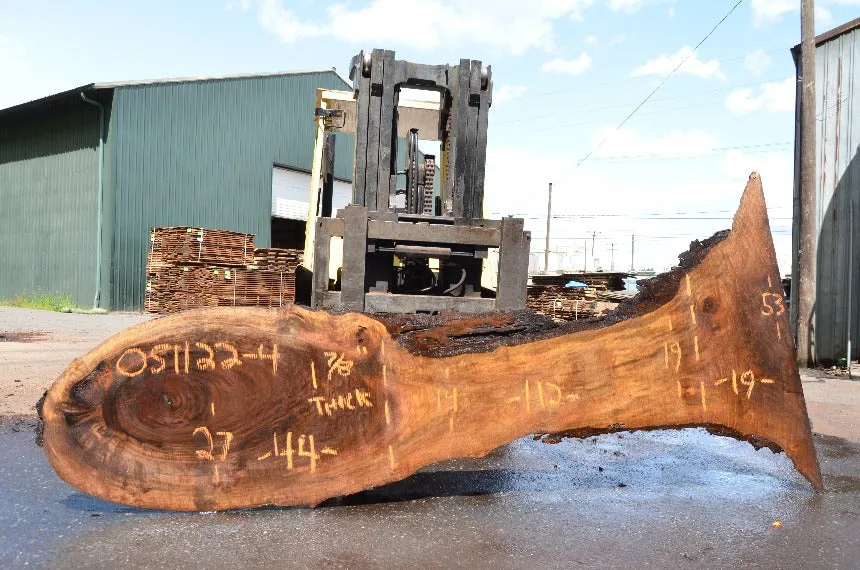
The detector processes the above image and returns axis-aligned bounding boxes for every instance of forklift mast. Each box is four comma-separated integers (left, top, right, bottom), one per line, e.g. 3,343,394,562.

349,49,490,219
311,49,530,314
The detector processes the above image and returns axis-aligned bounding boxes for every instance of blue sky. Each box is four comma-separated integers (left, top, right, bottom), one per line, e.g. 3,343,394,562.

2,0,859,274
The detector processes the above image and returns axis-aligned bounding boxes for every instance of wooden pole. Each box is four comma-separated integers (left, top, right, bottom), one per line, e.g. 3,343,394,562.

796,0,817,367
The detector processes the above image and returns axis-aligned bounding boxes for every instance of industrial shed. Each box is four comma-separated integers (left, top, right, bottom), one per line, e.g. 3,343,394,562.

0,70,354,310
791,17,860,364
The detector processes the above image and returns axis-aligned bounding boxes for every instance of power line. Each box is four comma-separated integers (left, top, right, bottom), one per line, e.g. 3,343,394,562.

494,76,788,127
501,45,791,103
491,204,792,218
492,100,727,135
587,141,791,162
516,215,793,221
574,0,745,169
529,231,793,241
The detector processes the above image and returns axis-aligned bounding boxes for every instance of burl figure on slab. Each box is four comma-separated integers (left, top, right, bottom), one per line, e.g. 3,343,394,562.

39,173,821,511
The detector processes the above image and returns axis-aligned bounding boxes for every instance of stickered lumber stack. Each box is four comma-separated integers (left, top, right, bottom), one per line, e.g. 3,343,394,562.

526,285,597,322
147,227,255,269
526,272,630,322
145,227,301,314
251,248,303,273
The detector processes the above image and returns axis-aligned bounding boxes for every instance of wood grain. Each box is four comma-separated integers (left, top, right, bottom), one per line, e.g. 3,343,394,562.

40,174,821,511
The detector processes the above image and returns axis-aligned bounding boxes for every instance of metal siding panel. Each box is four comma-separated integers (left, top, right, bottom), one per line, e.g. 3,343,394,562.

110,72,353,309
813,29,860,362
0,100,100,307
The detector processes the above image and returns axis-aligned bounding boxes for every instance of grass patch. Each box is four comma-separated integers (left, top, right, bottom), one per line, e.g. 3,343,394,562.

0,291,78,312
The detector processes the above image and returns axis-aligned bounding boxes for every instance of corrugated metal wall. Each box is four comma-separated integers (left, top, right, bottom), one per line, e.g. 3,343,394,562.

0,98,102,307
108,72,352,309
803,27,860,363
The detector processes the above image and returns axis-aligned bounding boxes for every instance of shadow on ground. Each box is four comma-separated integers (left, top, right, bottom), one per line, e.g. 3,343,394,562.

2,424,859,569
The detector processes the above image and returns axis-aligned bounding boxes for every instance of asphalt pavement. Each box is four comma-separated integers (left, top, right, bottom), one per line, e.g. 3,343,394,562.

2,306,859,568
1,421,858,569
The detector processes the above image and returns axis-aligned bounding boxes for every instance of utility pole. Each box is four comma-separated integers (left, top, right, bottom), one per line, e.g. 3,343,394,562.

588,231,599,258
796,0,817,367
583,239,587,272
544,182,552,273
630,234,635,273
609,242,616,272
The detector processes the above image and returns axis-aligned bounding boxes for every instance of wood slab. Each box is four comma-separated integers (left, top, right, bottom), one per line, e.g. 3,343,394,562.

39,174,821,511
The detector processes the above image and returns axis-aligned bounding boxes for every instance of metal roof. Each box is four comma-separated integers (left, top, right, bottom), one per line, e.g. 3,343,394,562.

791,16,860,60
0,68,351,117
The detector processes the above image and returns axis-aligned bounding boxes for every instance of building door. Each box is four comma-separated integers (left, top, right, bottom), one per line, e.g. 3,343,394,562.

271,165,352,250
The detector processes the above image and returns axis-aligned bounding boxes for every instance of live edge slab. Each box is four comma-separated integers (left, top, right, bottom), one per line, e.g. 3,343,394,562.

39,174,822,511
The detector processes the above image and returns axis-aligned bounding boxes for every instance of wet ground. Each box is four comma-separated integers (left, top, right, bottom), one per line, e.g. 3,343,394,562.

2,422,859,569
2,307,860,568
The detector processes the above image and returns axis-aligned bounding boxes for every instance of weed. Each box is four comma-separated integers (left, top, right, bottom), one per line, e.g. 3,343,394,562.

0,291,78,312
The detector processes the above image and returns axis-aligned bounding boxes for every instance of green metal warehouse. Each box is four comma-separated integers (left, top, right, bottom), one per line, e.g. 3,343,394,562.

0,70,354,310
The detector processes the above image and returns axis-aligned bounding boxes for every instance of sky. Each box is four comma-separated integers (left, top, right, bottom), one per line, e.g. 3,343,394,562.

2,0,859,275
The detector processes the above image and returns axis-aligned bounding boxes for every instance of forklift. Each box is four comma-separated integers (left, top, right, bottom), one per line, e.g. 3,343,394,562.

303,49,530,314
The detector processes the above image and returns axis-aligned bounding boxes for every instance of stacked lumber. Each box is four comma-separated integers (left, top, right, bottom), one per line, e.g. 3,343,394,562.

252,248,303,273
527,272,630,322
598,290,637,303
147,227,255,270
526,287,599,321
144,267,296,314
145,227,298,314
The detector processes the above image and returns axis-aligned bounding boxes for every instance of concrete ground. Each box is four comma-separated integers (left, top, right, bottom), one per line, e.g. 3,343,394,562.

1,306,859,568
0,307,153,418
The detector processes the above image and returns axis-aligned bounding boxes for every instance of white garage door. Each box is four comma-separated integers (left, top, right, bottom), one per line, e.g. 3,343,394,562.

271,165,352,221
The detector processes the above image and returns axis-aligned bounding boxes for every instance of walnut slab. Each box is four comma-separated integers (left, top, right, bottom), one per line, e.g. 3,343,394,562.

40,174,821,511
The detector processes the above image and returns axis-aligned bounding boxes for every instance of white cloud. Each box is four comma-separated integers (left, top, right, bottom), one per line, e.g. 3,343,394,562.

632,46,725,80
541,53,592,75
585,35,598,45
607,0,677,15
816,4,834,24
258,1,323,42
493,84,527,103
226,0,251,10
724,77,795,114
258,0,598,54
724,90,761,114
750,0,856,27
608,0,643,13
722,149,791,184
750,0,794,26
667,6,675,17
745,48,772,75
591,126,719,159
